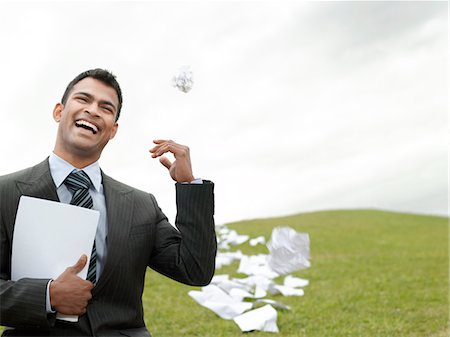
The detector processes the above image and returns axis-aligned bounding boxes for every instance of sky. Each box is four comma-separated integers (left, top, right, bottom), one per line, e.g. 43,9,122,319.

0,1,448,225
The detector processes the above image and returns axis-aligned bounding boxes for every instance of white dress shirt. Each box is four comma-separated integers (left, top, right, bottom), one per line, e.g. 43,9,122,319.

46,152,108,312
48,152,108,280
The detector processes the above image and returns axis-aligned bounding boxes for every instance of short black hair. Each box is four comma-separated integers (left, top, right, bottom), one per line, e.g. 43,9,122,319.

61,68,123,121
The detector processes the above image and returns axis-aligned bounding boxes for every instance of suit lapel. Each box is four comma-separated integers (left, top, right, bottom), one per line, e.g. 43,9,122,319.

16,159,59,202
93,172,134,295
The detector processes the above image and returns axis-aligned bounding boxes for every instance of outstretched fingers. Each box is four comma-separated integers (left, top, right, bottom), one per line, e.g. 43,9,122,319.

149,139,194,182
149,140,190,158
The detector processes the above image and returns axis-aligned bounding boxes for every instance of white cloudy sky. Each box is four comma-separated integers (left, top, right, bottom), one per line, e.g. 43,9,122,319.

0,1,447,224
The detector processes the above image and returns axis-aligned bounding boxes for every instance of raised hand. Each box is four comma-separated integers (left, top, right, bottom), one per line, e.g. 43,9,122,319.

49,255,94,315
149,139,195,183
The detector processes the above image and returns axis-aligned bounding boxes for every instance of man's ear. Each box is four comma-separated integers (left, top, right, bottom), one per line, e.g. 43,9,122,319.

109,123,119,140
53,103,63,122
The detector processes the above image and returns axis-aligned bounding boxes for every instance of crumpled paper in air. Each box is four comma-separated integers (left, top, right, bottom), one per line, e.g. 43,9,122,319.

233,305,279,333
172,66,193,93
267,227,310,275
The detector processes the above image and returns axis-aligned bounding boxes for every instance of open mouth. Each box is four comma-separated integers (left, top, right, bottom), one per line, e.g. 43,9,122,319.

75,120,98,134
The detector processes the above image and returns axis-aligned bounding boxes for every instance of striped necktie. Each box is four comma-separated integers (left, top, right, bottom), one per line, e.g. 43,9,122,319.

64,170,97,284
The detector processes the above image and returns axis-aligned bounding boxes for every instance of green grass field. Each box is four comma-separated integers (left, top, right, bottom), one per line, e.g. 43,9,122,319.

143,209,449,337
1,209,448,336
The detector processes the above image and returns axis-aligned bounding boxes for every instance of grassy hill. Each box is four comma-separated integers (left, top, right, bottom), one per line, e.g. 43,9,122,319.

1,209,448,336
143,209,448,337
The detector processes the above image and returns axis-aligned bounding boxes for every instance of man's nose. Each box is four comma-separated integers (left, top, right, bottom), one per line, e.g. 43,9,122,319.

84,103,101,117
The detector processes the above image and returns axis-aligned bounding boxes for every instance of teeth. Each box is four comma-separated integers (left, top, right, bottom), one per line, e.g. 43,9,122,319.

75,120,98,134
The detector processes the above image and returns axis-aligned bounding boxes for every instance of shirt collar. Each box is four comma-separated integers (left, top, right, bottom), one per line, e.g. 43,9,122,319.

49,152,102,191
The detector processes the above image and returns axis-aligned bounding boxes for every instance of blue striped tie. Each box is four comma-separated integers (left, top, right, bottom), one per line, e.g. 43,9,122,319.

64,170,97,284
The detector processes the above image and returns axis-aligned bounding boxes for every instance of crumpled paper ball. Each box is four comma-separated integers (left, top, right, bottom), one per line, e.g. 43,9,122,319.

172,66,193,93
266,227,310,275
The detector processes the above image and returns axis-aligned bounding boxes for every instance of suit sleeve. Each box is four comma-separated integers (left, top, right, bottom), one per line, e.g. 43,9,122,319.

0,181,56,329
148,180,217,286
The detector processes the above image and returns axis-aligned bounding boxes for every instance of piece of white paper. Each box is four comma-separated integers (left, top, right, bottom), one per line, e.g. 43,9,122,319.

253,286,267,298
237,255,279,279
216,225,230,235
215,250,243,269
254,299,291,311
223,230,249,246
267,227,310,275
211,274,268,300
228,286,267,300
211,274,230,284
233,304,279,333
188,285,253,320
12,196,100,322
232,275,275,292
215,278,253,293
249,236,266,246
229,288,255,301
284,275,309,288
269,284,305,297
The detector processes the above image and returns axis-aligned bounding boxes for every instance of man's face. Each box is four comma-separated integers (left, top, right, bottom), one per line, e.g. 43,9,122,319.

53,77,119,161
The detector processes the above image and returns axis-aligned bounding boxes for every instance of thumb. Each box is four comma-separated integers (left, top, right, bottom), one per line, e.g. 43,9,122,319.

70,254,88,274
159,156,172,170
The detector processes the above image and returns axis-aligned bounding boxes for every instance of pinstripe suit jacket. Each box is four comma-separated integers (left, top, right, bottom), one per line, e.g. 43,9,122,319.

0,159,216,336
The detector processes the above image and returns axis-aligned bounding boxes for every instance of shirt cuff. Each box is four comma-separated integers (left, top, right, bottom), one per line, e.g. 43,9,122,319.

181,178,203,184
46,280,56,313
190,178,203,184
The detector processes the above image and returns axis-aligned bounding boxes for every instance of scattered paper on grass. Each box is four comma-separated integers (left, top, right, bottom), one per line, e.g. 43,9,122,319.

267,227,310,275
191,223,311,333
233,304,279,333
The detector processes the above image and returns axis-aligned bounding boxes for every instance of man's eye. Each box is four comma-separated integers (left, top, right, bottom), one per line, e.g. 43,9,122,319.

102,106,113,113
77,97,87,102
